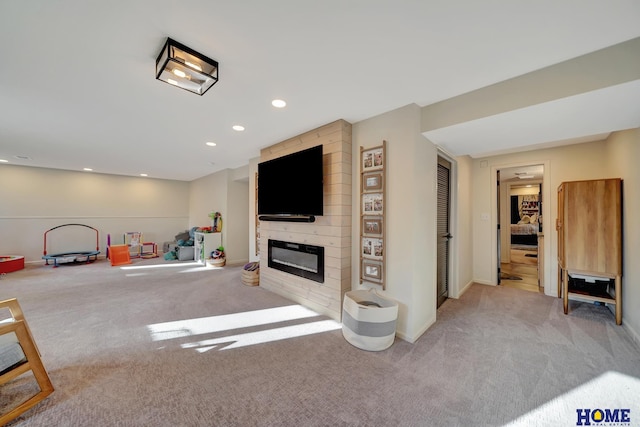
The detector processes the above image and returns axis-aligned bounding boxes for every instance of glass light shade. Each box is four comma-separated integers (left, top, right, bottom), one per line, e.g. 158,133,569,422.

155,38,219,95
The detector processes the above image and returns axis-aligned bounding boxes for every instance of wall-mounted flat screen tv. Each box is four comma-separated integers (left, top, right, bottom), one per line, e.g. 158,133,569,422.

258,145,323,218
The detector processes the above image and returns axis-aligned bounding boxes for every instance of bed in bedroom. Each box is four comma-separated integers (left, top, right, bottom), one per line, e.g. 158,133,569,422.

511,215,539,246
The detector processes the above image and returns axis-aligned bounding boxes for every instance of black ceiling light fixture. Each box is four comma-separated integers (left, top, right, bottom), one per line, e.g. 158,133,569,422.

155,38,219,96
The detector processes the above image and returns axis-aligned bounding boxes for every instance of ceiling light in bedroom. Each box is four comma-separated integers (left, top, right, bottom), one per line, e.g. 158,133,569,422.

518,175,534,179
156,38,219,96
232,125,245,132
272,99,287,108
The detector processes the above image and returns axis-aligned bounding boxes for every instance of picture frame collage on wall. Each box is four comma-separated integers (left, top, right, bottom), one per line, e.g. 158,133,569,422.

360,141,386,288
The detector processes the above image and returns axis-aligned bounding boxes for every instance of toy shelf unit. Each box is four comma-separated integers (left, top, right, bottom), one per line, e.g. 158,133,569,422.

123,232,158,259
194,231,222,265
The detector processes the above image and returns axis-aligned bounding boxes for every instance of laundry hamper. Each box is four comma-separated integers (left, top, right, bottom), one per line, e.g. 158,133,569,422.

342,289,398,351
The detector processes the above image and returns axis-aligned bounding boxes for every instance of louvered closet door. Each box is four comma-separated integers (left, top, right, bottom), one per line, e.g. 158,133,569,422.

437,156,451,308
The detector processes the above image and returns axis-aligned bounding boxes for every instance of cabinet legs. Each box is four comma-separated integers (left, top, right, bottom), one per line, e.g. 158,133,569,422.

562,269,569,315
615,275,622,325
557,266,562,298
560,268,622,325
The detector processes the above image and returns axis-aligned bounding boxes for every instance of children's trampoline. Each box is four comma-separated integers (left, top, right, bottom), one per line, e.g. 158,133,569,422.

42,224,100,267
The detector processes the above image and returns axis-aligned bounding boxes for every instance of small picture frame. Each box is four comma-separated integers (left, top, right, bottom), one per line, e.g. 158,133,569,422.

362,237,383,259
362,171,383,192
362,193,383,214
362,216,383,237
362,259,383,283
362,146,384,171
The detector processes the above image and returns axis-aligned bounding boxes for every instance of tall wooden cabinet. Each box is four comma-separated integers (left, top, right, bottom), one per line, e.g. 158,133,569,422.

556,178,623,324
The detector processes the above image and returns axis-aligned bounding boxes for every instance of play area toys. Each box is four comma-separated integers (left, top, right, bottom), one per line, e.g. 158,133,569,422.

42,224,100,267
0,256,25,274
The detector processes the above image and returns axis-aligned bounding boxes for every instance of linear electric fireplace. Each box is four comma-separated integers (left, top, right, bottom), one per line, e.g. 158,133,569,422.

268,239,324,283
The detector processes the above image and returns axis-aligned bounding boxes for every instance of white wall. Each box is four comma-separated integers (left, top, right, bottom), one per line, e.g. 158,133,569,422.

0,165,190,262
189,167,250,265
452,155,474,297
605,129,640,344
510,186,540,196
189,169,229,230
227,177,250,265
353,104,438,342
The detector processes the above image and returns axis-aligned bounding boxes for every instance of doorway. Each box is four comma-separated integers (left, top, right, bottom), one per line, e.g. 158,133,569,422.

497,165,543,293
437,156,452,307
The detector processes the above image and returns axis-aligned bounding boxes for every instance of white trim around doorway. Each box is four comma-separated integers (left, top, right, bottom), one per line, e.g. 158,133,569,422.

490,160,553,297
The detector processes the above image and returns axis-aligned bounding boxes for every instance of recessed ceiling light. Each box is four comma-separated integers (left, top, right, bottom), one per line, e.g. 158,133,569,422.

205,142,217,147
140,173,148,177
232,125,245,131
271,99,286,108
83,168,93,172
0,159,8,163
518,175,534,179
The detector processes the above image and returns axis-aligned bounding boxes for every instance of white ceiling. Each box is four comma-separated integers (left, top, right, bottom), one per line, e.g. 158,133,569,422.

1,1,639,181
499,165,544,182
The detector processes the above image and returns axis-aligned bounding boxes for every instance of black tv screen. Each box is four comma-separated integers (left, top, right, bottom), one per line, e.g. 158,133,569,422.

258,145,323,217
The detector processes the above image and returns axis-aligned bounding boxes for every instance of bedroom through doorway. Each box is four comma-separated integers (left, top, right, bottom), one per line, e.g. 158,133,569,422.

498,165,544,293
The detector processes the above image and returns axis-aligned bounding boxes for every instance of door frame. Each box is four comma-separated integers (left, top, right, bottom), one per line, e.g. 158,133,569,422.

437,149,459,299
502,178,542,264
490,160,552,296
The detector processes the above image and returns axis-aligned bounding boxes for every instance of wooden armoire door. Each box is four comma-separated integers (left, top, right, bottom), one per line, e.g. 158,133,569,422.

557,178,623,324
557,184,565,268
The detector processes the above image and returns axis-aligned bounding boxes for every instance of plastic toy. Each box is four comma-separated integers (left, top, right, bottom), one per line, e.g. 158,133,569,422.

42,224,100,267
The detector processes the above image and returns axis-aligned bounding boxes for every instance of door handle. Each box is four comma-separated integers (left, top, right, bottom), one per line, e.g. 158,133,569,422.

444,233,453,240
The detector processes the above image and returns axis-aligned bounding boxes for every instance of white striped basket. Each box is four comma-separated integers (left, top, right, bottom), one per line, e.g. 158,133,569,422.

342,289,398,351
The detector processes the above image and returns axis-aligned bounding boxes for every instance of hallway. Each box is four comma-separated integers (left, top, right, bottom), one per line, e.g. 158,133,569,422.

500,248,540,293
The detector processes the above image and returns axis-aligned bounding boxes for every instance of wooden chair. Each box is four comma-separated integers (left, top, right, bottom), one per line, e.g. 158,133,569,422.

0,299,54,425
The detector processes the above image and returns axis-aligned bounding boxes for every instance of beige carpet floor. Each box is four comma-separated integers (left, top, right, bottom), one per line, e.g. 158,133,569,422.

1,257,639,426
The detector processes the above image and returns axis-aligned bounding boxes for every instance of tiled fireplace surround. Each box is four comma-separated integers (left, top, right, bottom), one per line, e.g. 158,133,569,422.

259,120,352,321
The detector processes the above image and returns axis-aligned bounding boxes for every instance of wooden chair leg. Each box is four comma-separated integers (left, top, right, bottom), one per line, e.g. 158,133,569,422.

0,300,54,425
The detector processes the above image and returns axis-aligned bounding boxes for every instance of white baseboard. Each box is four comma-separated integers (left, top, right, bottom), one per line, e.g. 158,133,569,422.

457,280,474,297
396,314,436,344
473,279,496,286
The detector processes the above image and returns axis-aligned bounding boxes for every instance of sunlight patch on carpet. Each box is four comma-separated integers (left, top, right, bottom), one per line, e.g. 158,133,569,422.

120,261,218,274
147,305,322,341
147,305,341,351
182,320,342,352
